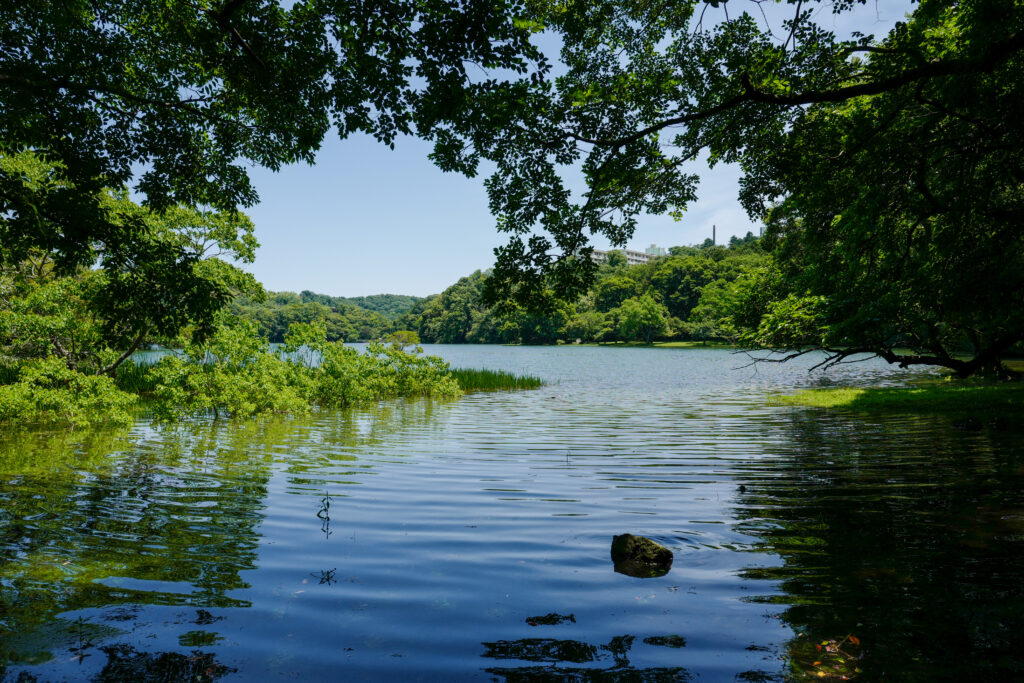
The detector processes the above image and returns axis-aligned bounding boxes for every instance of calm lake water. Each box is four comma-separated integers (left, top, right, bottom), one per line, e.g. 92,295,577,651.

2,346,1023,681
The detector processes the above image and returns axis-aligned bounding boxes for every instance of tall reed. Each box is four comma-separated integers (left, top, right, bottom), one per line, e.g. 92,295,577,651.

448,368,543,392
114,361,158,393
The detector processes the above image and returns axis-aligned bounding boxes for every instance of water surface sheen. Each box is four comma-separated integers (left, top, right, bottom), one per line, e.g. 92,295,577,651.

2,346,1023,681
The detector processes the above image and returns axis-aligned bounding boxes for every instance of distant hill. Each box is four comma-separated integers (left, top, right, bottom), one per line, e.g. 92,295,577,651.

330,294,423,320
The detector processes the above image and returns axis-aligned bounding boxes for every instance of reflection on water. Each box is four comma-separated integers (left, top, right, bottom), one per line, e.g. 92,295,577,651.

482,634,692,681
736,410,1024,679
2,346,1023,680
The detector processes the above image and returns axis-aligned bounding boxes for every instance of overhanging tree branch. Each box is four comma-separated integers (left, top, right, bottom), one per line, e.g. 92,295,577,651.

569,30,1024,149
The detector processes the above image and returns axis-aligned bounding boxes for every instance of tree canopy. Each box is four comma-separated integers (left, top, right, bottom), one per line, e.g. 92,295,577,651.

4,0,1022,377
1,0,543,347
446,0,1024,375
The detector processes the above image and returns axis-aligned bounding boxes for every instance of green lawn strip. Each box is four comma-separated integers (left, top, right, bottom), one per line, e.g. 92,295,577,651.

574,341,735,349
771,380,1024,417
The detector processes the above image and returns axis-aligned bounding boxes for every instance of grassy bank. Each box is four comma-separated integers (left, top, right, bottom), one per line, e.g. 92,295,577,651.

772,380,1024,417
449,368,543,392
578,340,735,349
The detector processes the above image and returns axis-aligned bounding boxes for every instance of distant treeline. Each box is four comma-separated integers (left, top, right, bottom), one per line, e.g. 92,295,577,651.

404,233,767,345
235,233,767,345
230,292,423,342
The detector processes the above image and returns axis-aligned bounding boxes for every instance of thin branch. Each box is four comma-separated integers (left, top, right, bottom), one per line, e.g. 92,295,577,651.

568,30,1024,148
783,0,803,53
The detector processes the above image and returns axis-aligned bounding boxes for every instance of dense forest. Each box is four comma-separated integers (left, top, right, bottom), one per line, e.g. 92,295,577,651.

401,234,766,345
226,234,765,345
229,291,422,343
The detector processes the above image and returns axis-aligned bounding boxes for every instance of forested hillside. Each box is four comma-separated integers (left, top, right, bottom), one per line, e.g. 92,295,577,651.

337,294,423,320
229,290,410,342
225,234,765,345
399,233,767,345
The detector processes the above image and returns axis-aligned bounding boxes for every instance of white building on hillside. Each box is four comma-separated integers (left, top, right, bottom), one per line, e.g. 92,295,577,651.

589,244,667,266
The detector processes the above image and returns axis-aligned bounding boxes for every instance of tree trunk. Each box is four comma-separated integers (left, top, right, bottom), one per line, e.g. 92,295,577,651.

100,328,148,378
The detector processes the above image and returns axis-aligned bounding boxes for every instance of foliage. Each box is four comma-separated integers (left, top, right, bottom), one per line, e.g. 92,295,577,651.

0,357,135,428
1,152,262,359
1,0,543,277
287,321,460,408
0,264,108,373
614,294,667,344
230,289,395,342
334,294,423,320
745,295,829,350
384,330,421,351
147,318,309,421
403,239,766,344
594,276,638,312
751,3,1024,376
146,317,460,421
411,271,501,344
441,0,1024,377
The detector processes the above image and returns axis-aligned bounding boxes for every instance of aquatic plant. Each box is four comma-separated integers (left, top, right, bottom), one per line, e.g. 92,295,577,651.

448,368,542,392
113,360,158,394
144,318,462,421
0,357,136,429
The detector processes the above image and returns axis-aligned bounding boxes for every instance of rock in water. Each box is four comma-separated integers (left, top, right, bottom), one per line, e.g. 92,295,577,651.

611,534,673,578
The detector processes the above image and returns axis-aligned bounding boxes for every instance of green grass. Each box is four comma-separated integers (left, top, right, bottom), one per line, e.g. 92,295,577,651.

449,368,543,393
578,340,735,349
114,361,158,394
771,380,1024,416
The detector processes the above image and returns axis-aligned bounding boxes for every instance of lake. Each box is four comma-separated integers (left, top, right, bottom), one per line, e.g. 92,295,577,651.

2,346,1023,681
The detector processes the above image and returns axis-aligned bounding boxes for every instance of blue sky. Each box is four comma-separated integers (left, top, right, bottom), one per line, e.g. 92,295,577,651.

242,2,908,299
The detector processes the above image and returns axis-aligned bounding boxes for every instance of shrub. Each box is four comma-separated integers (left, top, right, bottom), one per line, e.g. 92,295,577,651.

0,357,136,428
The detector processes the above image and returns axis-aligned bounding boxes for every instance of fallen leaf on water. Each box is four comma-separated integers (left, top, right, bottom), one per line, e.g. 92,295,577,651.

848,635,860,646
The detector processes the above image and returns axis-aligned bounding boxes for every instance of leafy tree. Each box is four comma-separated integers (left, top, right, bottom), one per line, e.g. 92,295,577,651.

651,256,722,320
1,153,261,366
147,316,460,421
604,250,628,269
564,309,612,343
615,294,668,344
749,5,1024,376
453,0,1024,376
385,329,421,351
0,356,136,428
1,0,543,276
686,276,754,342
594,276,638,312
339,294,423,320
416,271,495,343
148,316,309,420
498,299,571,344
